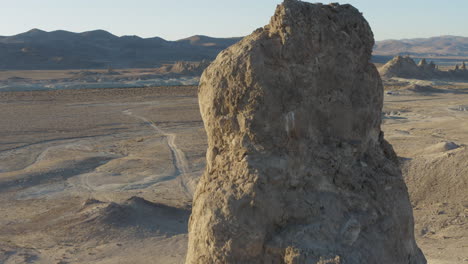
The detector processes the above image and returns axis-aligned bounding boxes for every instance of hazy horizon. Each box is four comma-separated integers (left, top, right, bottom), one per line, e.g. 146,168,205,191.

2,28,468,43
2,0,468,41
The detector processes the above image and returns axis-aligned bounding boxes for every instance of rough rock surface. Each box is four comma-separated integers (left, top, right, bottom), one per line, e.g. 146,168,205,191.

186,1,426,263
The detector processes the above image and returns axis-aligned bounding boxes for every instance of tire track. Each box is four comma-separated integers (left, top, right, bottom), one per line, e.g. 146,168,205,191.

122,110,191,195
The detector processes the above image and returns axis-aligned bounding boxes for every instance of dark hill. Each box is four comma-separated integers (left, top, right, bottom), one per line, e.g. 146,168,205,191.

2,30,467,70
0,29,242,70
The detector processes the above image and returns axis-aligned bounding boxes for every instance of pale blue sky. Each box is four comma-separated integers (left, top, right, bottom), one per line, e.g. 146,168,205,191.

1,0,467,41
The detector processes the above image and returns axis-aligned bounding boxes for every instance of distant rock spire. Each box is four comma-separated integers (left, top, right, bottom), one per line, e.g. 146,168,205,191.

418,58,427,67
462,61,466,70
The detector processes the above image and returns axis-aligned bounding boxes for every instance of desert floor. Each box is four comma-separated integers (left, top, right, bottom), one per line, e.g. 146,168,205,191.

0,83,466,263
0,68,176,81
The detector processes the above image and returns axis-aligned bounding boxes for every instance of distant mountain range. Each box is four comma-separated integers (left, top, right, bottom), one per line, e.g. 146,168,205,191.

1,29,467,70
0,29,242,70
373,35,468,57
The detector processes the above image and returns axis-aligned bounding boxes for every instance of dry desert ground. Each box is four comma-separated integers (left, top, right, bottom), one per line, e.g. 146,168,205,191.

0,81,467,263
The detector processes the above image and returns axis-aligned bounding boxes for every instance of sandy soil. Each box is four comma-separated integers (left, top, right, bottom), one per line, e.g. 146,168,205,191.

382,80,468,264
0,83,467,263
0,86,205,264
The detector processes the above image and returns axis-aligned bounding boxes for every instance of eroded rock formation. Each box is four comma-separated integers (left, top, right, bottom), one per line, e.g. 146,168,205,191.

379,55,468,80
159,60,211,76
186,1,426,263
379,55,436,79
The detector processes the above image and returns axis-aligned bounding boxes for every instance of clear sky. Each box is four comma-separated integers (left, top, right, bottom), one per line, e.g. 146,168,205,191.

1,0,467,41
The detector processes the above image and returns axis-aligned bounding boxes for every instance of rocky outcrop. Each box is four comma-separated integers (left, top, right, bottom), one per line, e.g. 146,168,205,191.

187,1,425,263
379,55,468,80
449,62,468,79
379,56,436,79
418,58,427,67
159,60,211,76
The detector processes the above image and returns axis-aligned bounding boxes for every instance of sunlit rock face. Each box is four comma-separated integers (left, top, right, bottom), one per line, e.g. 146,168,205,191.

186,1,426,263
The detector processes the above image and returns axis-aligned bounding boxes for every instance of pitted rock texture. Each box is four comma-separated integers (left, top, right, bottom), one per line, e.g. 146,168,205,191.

186,1,426,263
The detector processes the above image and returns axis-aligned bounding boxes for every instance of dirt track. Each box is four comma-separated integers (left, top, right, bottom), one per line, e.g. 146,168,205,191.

0,86,204,264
